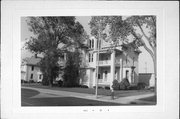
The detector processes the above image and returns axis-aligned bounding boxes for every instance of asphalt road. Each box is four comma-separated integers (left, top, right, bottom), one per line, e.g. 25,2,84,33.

21,88,122,106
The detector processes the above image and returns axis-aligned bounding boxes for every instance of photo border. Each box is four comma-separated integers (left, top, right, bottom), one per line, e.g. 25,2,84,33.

1,1,179,119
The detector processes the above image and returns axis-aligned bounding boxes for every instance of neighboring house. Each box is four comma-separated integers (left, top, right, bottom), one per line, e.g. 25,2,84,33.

80,37,141,88
21,55,43,82
21,54,66,83
139,73,155,87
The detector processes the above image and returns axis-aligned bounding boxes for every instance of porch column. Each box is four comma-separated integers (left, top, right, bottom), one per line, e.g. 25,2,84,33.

110,50,115,90
119,58,122,82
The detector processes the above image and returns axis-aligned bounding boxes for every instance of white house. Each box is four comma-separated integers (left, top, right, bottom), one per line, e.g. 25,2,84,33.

80,37,141,88
21,36,141,87
21,55,43,82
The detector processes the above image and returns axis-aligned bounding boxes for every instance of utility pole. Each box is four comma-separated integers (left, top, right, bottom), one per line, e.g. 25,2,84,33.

95,19,101,98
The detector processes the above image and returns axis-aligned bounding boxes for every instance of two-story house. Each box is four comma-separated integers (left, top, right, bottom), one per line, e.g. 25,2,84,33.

21,55,43,82
80,37,141,88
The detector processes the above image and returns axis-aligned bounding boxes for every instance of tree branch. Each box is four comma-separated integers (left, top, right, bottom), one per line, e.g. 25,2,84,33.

131,30,155,61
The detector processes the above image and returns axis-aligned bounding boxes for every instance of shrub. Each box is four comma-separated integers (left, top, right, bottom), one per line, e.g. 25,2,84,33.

42,76,49,86
80,85,89,88
93,86,103,89
57,80,63,87
119,78,130,90
21,80,28,83
112,80,120,90
137,82,147,90
128,85,138,90
29,80,35,83
148,86,155,90
105,86,110,90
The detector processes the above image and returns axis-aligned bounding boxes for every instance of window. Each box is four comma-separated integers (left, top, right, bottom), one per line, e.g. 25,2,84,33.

31,66,34,71
39,74,42,79
92,39,94,48
91,54,93,62
104,71,108,81
98,74,101,79
30,74,33,79
89,40,91,48
89,53,91,62
89,53,93,62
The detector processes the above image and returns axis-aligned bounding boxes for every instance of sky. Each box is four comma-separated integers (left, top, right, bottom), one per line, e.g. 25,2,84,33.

21,16,154,73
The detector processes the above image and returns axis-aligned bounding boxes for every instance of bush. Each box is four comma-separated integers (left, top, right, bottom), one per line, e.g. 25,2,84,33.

105,86,110,90
119,78,130,90
29,80,35,83
42,77,49,86
112,80,120,90
80,85,89,88
57,80,63,87
93,86,103,89
137,82,147,90
21,79,28,83
128,85,138,90
148,86,155,90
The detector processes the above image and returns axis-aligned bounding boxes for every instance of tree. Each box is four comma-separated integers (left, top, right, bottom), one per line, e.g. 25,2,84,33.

62,50,81,87
25,17,86,86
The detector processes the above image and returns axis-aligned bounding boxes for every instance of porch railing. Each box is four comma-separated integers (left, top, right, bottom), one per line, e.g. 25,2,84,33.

98,60,120,66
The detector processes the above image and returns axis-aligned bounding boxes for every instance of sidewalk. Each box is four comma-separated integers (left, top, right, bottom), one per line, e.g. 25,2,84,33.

22,86,155,105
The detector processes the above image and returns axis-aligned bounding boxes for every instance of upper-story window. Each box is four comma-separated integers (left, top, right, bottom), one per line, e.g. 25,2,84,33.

31,66,34,71
89,40,91,48
89,39,94,49
92,39,94,48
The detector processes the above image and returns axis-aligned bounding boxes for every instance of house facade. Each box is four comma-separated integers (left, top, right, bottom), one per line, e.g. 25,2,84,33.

21,37,141,87
21,56,43,82
80,37,141,88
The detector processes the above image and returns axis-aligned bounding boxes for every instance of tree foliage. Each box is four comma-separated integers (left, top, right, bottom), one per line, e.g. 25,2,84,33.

62,50,81,87
25,17,86,86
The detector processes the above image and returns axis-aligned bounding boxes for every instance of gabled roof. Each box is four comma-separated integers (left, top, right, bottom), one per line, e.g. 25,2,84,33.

23,56,41,66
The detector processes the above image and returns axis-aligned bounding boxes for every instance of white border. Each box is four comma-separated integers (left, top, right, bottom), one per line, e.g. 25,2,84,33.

1,1,179,119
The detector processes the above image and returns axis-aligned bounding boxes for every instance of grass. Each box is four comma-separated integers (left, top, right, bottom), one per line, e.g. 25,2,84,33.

22,83,154,98
21,88,122,106
139,95,157,102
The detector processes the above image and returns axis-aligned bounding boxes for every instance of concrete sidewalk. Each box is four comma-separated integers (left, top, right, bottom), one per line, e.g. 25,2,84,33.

22,86,155,105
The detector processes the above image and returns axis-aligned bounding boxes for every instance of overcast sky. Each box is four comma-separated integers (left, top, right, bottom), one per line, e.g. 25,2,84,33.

21,16,154,73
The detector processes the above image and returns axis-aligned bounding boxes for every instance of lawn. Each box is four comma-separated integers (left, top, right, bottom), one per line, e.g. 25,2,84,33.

22,83,154,98
139,95,157,102
21,88,122,106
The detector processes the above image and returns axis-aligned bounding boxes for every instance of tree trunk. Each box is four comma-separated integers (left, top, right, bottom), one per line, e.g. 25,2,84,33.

136,22,157,95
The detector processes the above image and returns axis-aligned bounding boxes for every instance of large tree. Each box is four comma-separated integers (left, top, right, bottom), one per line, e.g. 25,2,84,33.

25,17,86,86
